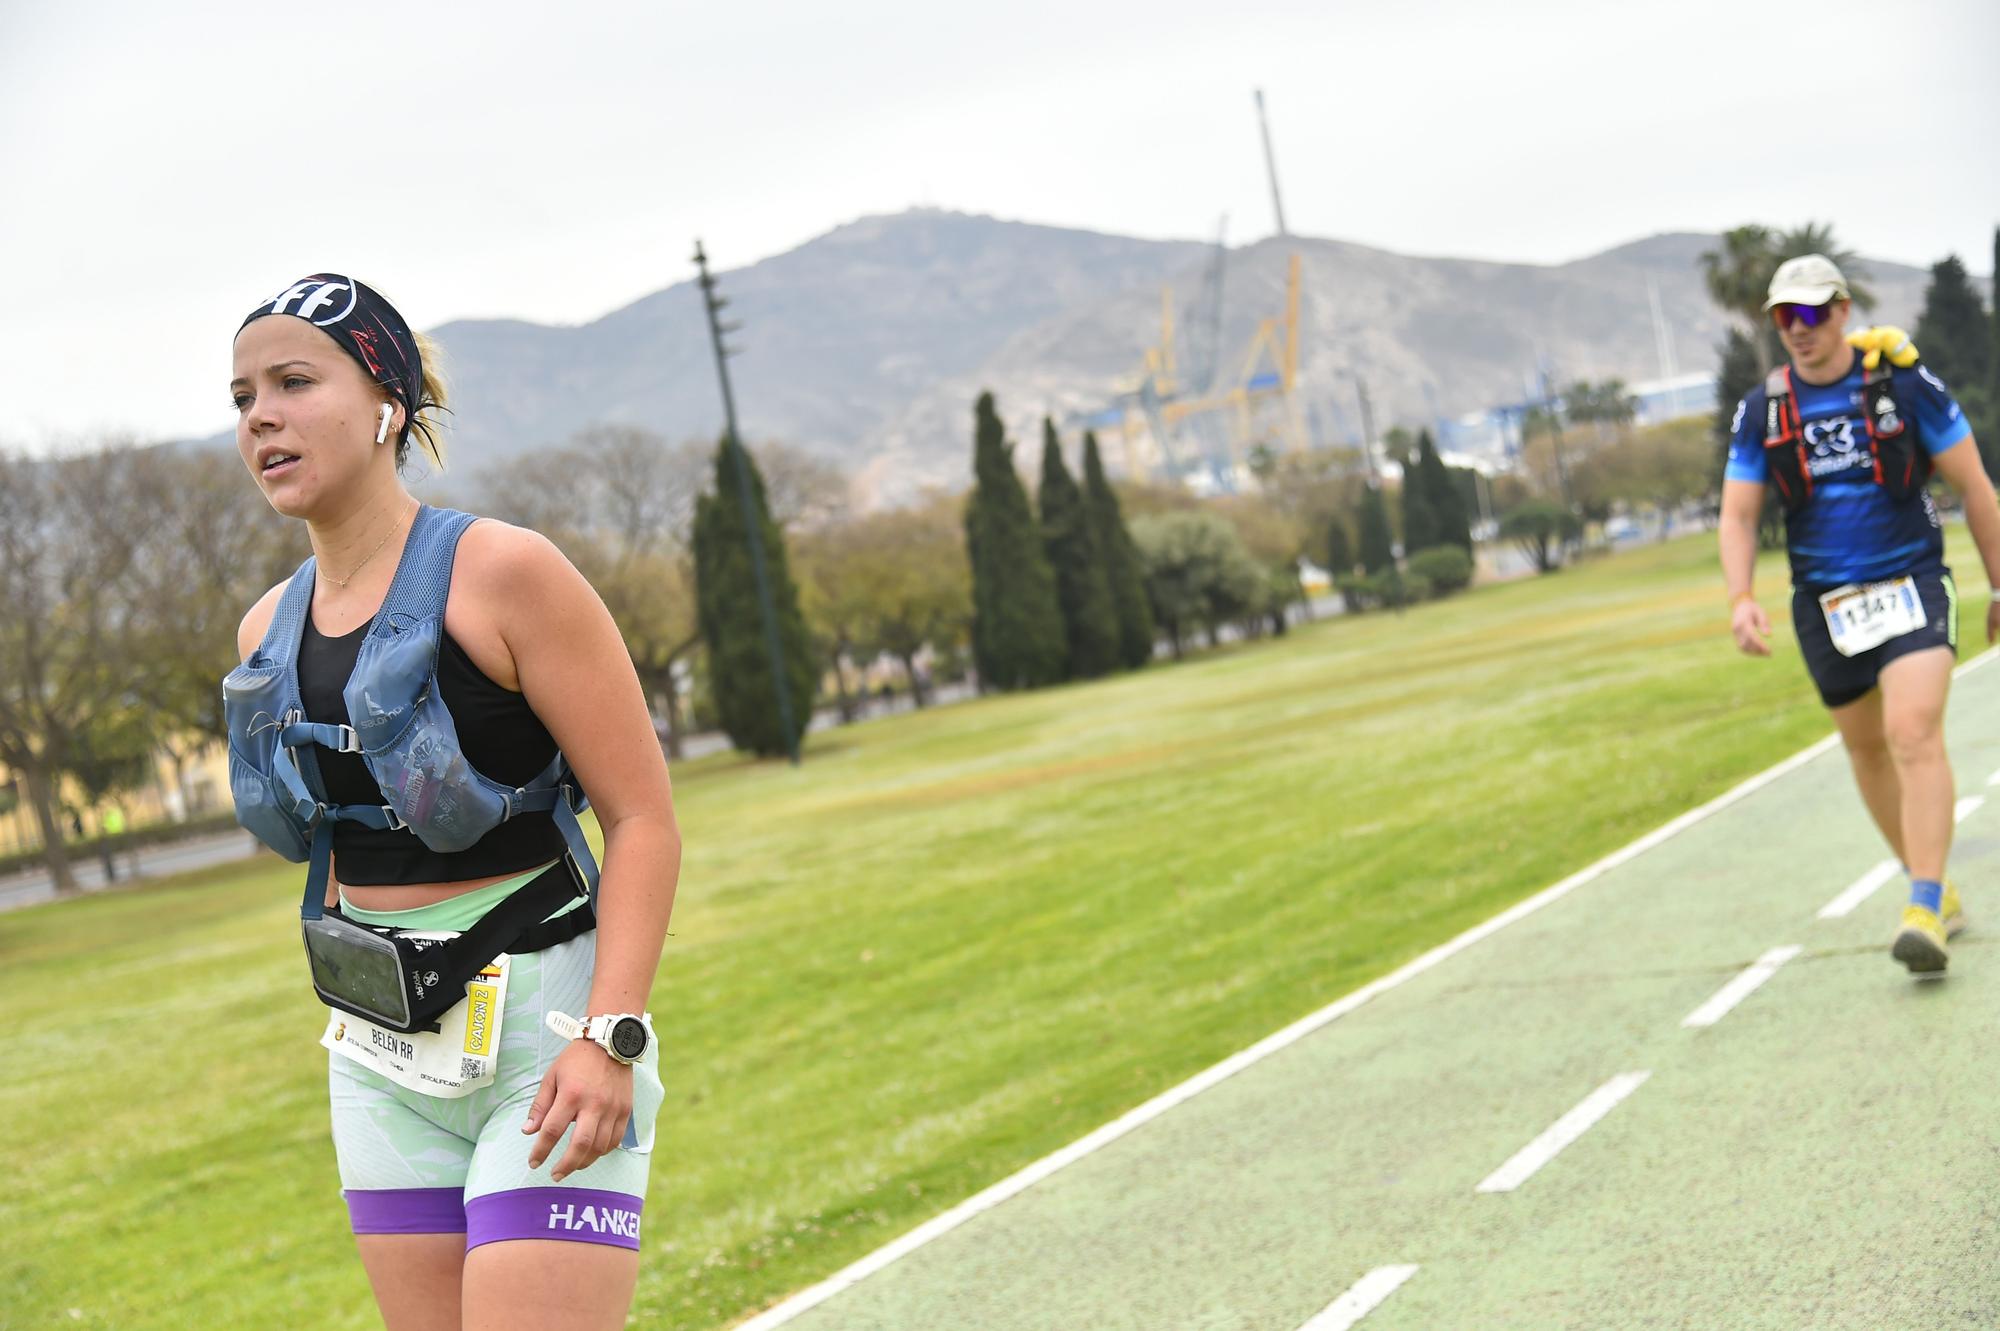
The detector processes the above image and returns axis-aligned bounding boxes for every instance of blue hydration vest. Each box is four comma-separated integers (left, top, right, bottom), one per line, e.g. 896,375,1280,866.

1760,361,1926,513
223,504,599,924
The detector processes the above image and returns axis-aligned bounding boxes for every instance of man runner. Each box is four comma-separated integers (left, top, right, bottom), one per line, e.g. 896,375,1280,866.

1720,253,1999,976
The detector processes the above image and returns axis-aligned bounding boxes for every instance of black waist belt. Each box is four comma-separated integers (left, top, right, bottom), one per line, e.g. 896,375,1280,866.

303,858,596,1034
503,859,599,953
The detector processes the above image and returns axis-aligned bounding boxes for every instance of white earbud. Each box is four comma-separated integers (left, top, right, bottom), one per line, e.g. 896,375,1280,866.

375,403,394,444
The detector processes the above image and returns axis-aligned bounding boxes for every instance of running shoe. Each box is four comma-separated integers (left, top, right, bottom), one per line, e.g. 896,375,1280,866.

1892,904,1950,976
1942,877,1967,939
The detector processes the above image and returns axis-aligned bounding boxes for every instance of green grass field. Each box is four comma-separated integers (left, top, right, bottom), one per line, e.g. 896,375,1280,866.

5,530,1980,1330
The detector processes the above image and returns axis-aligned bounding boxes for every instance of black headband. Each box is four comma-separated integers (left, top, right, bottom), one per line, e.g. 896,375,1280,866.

239,274,423,446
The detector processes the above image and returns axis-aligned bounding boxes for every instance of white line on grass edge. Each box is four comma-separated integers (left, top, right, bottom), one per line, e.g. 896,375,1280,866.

734,646,2000,1330
1297,1265,1422,1330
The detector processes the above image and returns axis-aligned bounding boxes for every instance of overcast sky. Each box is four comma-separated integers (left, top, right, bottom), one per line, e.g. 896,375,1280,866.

3,0,1994,449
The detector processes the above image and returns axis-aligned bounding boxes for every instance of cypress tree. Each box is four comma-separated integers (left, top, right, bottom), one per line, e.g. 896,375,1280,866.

1913,255,1992,392
1415,428,1471,553
1712,328,1760,488
1983,227,2000,474
965,392,1066,690
1357,484,1395,575
1711,327,1786,542
1081,430,1156,670
1325,515,1353,576
692,435,817,758
1399,470,1439,556
1990,226,1999,407
1038,420,1121,680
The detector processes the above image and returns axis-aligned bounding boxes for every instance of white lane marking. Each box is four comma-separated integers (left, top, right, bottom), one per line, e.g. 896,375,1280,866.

1819,797,1985,920
1986,766,2000,787
1298,1265,1421,1331
1476,1072,1652,1194
1681,945,1803,1028
1819,859,1900,919
736,645,2000,1328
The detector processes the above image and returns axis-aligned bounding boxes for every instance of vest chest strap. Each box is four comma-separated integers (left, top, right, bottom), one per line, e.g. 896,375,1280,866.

1862,365,1907,442
280,720,362,754
1763,366,1800,444
269,742,400,828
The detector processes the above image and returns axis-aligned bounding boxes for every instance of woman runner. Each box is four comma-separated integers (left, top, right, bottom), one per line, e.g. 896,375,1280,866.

229,274,680,1328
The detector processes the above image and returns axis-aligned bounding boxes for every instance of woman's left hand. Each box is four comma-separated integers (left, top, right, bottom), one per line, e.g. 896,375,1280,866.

522,1039,634,1182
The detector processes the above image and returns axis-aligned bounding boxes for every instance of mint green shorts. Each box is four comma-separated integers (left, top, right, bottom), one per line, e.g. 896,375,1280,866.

327,866,665,1250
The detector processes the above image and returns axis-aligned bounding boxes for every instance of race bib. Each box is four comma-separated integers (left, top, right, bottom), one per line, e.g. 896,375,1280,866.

1819,577,1924,657
323,951,509,1098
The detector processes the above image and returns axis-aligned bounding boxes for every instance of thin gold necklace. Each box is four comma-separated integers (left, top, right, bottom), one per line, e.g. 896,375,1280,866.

323,499,417,589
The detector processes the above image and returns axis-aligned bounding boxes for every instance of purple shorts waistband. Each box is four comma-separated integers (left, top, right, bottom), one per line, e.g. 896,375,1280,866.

466,1187,644,1251
345,1187,467,1235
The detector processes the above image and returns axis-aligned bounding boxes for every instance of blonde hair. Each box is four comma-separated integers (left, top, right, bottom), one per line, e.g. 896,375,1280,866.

399,329,451,472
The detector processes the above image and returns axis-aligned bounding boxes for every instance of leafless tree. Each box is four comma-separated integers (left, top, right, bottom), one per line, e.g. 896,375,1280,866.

0,443,158,890
481,428,709,757
749,439,854,532
125,447,305,805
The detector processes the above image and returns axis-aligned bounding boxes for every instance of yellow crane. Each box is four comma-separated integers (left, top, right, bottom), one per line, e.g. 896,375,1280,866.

1083,252,1306,490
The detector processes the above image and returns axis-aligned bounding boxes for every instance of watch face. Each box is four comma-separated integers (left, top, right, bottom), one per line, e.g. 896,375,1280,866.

608,1017,649,1061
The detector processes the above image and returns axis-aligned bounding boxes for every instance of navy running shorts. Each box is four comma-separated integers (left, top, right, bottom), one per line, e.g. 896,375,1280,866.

1791,568,1957,710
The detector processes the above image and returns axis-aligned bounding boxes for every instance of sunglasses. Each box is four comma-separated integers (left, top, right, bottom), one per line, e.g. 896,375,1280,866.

1771,301,1839,330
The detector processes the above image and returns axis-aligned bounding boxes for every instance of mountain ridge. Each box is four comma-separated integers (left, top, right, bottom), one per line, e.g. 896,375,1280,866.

198,210,1936,503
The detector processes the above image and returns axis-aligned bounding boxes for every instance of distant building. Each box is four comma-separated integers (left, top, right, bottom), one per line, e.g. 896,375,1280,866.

1626,372,1717,426
1436,411,1515,462
1434,371,1719,470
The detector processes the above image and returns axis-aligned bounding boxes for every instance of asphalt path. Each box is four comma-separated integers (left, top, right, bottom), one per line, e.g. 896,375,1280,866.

0,829,273,912
748,651,2000,1331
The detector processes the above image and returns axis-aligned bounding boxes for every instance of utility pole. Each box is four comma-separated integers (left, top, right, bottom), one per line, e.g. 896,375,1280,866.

692,240,800,766
1646,275,1679,380
1355,377,1380,482
1353,374,1406,608
1254,89,1288,239
1465,463,1494,540
1538,363,1574,510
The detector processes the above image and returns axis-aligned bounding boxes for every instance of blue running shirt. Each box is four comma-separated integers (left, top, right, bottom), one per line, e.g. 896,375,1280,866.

1725,349,1972,588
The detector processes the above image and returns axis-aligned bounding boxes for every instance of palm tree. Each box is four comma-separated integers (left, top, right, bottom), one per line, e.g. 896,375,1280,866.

1702,222,1876,375
1702,225,1779,373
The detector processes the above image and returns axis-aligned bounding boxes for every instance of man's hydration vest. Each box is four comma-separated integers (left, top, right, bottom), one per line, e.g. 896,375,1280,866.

1761,361,1927,513
223,504,599,925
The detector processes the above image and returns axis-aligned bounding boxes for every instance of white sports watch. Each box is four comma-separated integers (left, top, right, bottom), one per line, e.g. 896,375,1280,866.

546,1010,654,1065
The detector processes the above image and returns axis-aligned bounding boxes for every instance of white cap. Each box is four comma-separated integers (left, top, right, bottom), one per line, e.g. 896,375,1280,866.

1764,254,1850,309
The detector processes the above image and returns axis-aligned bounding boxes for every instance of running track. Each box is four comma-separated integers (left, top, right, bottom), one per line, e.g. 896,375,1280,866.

735,650,2000,1330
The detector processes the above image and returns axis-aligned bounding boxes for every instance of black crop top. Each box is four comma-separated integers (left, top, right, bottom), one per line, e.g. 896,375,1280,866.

298,615,566,885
